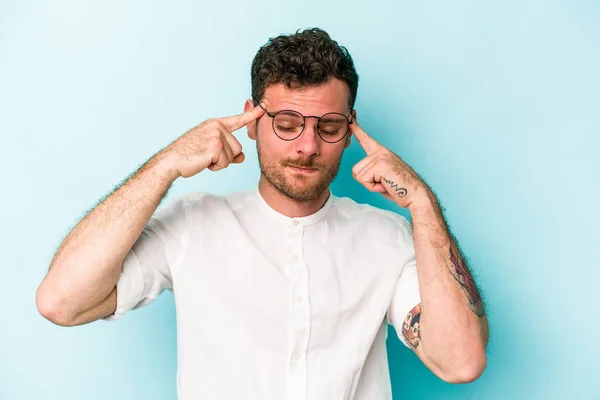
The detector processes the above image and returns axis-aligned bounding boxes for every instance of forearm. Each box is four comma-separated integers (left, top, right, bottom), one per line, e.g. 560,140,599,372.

408,189,488,379
36,149,180,323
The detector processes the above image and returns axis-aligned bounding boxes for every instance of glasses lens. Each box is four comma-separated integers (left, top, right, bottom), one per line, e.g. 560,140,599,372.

273,111,304,139
318,113,349,142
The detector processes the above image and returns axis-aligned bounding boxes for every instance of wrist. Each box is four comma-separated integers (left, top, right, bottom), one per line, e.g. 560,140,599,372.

151,149,181,182
407,187,437,213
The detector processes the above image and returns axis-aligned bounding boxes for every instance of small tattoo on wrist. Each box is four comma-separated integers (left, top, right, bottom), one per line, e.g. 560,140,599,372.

383,177,408,197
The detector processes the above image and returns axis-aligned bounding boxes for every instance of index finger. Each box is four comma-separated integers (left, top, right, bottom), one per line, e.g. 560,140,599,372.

220,105,265,132
351,120,379,154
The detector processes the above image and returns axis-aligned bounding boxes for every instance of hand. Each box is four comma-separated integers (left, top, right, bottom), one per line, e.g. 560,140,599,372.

164,105,265,178
350,120,429,209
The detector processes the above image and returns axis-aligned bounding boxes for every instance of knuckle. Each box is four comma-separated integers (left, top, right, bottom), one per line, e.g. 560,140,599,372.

207,119,224,130
209,137,224,151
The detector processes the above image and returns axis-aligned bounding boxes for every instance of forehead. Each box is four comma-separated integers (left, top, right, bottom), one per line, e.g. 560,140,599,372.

262,78,350,115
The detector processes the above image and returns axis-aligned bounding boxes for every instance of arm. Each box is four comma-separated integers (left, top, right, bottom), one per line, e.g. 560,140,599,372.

350,120,488,382
36,104,265,327
402,190,488,383
36,151,179,326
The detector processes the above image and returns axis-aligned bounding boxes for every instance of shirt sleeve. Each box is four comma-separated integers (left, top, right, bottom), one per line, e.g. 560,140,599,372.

102,194,189,321
386,215,421,349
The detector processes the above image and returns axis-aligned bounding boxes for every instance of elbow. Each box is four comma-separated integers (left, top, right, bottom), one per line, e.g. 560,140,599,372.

439,349,488,384
36,286,76,327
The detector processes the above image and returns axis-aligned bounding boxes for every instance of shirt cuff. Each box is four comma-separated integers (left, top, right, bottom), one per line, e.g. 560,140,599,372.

101,249,144,321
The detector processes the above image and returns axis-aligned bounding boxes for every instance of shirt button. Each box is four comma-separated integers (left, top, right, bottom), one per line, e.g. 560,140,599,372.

296,296,304,303
291,352,300,361
291,254,298,261
291,219,299,226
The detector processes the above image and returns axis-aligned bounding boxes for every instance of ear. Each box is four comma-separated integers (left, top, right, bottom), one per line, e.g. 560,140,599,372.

344,109,357,149
244,99,258,140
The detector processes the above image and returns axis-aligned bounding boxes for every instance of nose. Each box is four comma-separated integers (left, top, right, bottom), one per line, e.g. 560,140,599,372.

295,118,320,156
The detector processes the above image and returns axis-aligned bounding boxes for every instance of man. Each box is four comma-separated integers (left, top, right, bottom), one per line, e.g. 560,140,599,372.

36,28,488,399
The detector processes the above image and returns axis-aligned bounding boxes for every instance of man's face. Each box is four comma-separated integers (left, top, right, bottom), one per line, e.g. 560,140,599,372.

245,78,354,202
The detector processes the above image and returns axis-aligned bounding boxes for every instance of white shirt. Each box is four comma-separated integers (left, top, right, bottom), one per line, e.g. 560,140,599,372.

103,188,421,400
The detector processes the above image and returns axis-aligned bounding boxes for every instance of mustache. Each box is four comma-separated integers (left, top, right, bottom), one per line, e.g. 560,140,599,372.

283,158,323,169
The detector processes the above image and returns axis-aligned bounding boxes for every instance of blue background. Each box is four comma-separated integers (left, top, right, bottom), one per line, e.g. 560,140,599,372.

1,0,599,399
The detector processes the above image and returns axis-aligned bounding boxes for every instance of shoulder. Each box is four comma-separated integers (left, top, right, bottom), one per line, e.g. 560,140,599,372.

159,189,256,216
332,195,410,227
331,195,413,242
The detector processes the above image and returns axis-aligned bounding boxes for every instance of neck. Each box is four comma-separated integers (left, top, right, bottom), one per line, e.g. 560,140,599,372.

258,175,330,218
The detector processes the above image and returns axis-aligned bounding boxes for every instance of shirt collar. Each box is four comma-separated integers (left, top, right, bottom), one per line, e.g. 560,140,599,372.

255,187,334,226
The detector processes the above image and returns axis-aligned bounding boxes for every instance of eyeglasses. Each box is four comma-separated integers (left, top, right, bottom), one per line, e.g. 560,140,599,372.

253,100,354,143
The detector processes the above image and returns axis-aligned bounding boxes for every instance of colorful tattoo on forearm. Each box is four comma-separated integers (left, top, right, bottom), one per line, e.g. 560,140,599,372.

402,303,422,350
445,240,485,318
382,177,407,197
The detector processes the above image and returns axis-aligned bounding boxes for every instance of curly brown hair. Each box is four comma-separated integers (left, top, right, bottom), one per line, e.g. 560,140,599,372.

251,28,359,109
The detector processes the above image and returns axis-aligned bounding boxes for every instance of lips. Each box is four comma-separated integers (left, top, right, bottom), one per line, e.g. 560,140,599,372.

288,165,319,172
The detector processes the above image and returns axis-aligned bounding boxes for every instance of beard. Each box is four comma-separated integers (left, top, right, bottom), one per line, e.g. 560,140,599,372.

256,135,344,203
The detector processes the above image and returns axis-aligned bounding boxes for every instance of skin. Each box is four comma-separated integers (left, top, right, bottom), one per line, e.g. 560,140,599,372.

243,78,355,218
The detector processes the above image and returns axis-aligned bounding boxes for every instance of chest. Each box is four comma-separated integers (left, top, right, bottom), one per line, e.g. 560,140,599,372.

172,220,404,347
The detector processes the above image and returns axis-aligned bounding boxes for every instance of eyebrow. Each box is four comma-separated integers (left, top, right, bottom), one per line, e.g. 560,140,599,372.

267,104,349,116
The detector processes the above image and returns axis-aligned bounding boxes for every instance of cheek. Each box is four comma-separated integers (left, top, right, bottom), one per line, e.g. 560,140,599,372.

323,144,345,161
258,129,290,160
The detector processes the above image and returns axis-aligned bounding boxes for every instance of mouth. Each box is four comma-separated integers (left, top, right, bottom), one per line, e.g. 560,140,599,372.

288,165,319,174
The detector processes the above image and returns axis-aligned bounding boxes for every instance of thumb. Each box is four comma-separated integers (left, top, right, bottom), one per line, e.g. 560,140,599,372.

231,152,245,164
